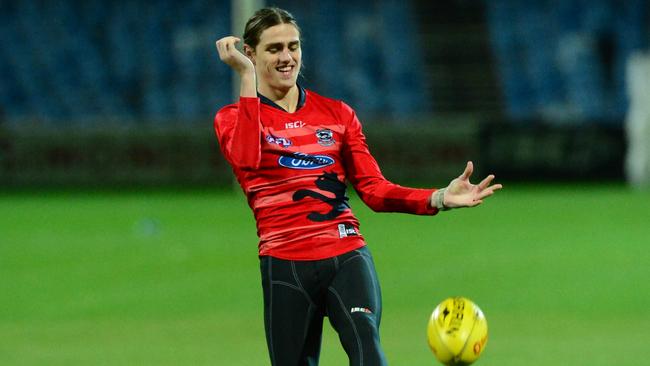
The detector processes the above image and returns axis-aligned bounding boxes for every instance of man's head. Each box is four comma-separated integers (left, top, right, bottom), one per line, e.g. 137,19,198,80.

243,8,302,94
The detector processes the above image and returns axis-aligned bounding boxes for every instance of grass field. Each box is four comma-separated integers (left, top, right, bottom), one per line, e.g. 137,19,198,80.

1,184,649,365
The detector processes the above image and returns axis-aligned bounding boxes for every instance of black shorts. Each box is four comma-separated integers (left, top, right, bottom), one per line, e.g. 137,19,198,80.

260,246,388,366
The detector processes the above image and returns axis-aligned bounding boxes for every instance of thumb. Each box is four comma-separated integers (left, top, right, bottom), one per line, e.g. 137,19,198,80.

460,161,473,180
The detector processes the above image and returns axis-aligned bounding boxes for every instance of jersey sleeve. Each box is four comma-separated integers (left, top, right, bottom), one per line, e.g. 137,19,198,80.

213,97,262,170
340,101,439,215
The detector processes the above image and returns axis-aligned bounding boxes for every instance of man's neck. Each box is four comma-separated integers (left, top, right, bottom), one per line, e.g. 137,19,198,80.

258,85,299,113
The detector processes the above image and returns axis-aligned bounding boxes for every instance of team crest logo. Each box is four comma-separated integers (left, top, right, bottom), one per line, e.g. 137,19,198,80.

316,129,335,146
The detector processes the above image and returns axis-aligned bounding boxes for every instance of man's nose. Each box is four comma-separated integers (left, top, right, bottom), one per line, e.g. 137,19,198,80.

278,49,292,62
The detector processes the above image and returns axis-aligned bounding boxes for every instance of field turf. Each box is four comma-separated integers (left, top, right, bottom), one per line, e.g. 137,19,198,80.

1,184,649,365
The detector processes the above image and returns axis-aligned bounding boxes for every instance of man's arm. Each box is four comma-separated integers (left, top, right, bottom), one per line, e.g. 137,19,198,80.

341,102,438,215
213,36,262,170
215,36,256,97
341,101,502,214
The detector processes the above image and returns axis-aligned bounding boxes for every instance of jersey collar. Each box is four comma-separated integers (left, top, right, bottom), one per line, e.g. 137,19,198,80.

258,84,306,113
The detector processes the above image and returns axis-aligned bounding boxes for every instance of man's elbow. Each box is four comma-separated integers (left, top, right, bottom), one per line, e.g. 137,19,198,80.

361,196,389,213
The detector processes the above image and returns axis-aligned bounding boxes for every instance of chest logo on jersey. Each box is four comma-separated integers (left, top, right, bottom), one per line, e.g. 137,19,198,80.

278,152,334,170
316,129,335,146
265,134,292,148
285,120,305,129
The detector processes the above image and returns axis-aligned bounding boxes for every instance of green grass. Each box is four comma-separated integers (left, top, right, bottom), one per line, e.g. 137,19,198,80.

1,185,649,365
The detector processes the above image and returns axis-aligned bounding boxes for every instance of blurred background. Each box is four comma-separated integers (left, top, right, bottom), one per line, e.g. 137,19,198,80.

2,0,649,186
2,1,650,365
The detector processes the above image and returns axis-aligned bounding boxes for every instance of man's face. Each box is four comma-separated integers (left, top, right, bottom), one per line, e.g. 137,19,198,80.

249,23,301,93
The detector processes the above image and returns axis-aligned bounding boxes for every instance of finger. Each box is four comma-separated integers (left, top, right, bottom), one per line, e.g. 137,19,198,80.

216,40,229,59
477,174,495,191
476,189,494,201
460,161,473,180
216,36,239,53
216,42,224,57
225,37,241,52
476,184,502,200
216,37,231,50
219,39,241,62
217,36,239,44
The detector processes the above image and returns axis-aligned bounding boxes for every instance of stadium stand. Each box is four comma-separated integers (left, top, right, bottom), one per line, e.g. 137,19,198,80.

0,0,429,124
1,0,647,125
486,0,648,123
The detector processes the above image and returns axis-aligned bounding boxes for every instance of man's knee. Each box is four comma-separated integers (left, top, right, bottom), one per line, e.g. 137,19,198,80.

352,313,381,340
334,314,386,365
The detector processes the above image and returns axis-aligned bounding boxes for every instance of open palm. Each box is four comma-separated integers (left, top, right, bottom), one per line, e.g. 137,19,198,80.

444,161,502,208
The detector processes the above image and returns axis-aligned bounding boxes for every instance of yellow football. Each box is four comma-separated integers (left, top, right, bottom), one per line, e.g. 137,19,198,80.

426,297,488,366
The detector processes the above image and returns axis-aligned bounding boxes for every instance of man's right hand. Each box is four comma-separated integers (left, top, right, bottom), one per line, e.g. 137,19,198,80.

215,36,255,76
216,36,256,97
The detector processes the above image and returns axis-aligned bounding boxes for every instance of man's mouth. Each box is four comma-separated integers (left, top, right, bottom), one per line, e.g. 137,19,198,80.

276,65,294,78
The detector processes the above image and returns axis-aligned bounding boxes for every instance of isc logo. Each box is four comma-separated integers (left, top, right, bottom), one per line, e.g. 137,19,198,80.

278,153,334,169
285,120,305,129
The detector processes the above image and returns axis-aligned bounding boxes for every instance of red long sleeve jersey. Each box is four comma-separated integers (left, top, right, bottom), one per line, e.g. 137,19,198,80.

214,89,438,260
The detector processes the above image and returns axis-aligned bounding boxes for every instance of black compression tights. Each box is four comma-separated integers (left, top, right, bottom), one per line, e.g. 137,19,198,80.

260,246,388,366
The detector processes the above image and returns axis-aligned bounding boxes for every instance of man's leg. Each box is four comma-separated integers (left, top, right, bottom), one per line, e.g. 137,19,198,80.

326,247,388,366
260,256,324,366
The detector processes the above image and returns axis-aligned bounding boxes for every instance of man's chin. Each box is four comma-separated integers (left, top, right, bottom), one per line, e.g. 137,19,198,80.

272,79,298,91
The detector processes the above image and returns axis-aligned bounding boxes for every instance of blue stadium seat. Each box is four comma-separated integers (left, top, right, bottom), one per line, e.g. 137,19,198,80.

486,0,537,120
0,0,428,124
487,0,649,123
9,0,646,124
376,0,430,118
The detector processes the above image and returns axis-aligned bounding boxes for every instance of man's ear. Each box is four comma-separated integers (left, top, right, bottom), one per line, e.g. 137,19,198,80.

243,44,256,65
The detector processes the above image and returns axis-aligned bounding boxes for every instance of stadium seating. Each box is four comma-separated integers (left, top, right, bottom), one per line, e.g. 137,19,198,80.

486,0,648,122
4,0,644,125
0,0,427,124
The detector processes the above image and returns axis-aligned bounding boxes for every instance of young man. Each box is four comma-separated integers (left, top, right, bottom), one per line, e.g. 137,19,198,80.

214,7,502,366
